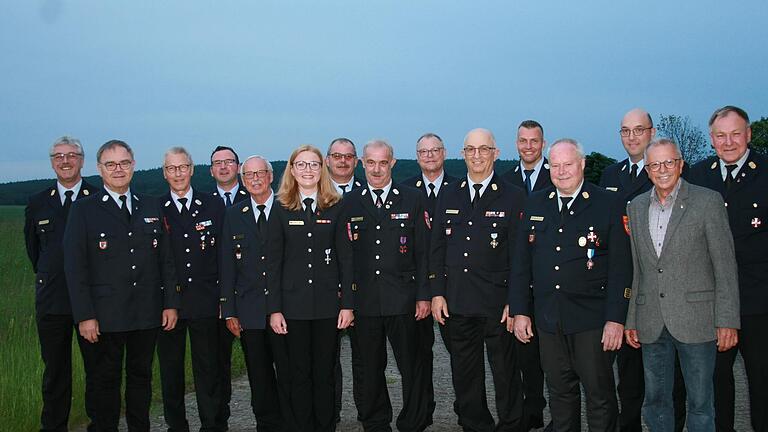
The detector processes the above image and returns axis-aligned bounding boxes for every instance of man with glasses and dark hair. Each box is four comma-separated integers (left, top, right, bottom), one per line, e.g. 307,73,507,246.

430,128,527,431
403,132,455,427
157,147,225,431
326,137,363,196
625,138,739,431
503,120,553,196
688,105,768,432
24,136,98,432
211,145,248,207
219,155,284,430
209,145,248,429
64,139,179,431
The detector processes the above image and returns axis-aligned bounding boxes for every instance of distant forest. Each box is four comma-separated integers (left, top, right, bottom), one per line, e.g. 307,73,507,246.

0,155,616,205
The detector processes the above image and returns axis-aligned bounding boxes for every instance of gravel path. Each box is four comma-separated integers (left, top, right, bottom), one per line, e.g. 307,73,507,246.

80,324,752,431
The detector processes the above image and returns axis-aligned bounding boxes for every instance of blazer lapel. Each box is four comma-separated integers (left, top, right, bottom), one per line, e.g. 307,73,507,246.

470,174,502,219
633,193,655,260
727,153,758,198
358,188,381,222
658,181,690,262
239,202,260,240
568,187,593,220
98,190,130,227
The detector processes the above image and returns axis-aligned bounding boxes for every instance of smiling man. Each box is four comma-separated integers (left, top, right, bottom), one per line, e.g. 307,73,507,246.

64,139,179,431
430,128,527,431
24,136,98,432
503,120,553,196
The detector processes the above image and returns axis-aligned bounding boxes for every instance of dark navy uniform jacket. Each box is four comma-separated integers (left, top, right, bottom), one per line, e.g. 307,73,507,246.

219,198,270,330
160,191,224,320
266,198,354,320
502,158,553,193
342,184,430,317
688,150,768,316
212,184,249,206
508,182,632,335
64,189,180,332
429,174,526,318
24,181,98,316
402,173,458,218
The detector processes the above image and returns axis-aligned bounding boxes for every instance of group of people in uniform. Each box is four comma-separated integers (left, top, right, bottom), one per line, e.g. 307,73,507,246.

24,104,765,432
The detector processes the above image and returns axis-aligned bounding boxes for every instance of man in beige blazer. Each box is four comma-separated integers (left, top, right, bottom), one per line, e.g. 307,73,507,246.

624,138,740,431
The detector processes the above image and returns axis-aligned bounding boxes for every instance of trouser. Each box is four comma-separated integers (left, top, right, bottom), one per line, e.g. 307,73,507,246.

335,328,364,422
156,317,220,432
215,320,234,431
516,316,546,431
272,318,338,432
36,313,97,432
88,327,159,432
538,326,618,432
448,314,524,432
642,327,716,432
353,314,430,432
414,315,437,430
714,313,768,432
616,344,688,432
240,327,284,431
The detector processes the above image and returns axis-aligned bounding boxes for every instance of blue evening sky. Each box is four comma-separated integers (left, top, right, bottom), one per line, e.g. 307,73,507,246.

1,0,766,182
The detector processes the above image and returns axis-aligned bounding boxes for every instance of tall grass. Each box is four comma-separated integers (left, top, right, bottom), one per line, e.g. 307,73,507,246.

0,206,245,431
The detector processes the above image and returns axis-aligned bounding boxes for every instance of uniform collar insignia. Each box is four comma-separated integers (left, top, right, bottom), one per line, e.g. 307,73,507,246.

460,181,466,188
239,190,246,195
416,180,422,187
164,200,171,207
50,189,56,196
392,188,399,195
749,161,757,169
621,164,627,171
491,183,498,191
582,191,590,199
710,161,718,170
83,189,89,196
194,199,202,205
548,192,556,199
242,206,249,212
514,166,519,173
361,189,367,196
102,195,109,202
544,163,550,170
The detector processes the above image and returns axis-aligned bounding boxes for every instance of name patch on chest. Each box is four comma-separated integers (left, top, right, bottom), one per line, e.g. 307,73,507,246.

289,220,305,226
445,209,460,215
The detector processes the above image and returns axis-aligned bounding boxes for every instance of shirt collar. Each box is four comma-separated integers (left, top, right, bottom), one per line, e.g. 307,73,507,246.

628,158,645,171
104,186,132,209
171,188,193,211
651,178,682,207
368,181,393,204
556,181,584,209
719,148,750,180
217,183,239,199
300,191,318,211
467,171,494,198
251,191,274,219
57,179,82,205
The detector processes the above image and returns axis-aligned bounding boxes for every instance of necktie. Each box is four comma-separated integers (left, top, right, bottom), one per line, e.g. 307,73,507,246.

63,190,74,213
560,196,573,224
630,163,638,182
471,184,483,208
119,194,131,223
724,164,738,190
373,189,384,208
523,169,534,195
256,204,266,235
224,192,232,207
303,197,315,222
178,197,188,215
339,184,348,196
427,183,436,200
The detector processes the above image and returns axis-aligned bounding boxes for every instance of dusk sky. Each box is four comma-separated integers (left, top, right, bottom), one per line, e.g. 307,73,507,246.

2,1,766,183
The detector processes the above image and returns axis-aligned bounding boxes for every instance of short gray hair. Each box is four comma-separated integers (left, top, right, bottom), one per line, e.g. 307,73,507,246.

416,132,443,147
163,146,193,166
240,155,273,175
548,138,585,160
96,140,134,163
644,138,682,160
49,136,84,158
363,139,394,160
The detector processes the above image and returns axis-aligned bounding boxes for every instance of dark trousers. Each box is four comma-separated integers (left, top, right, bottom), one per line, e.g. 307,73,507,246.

538,326,617,432
36,313,97,432
335,328,364,421
436,318,461,420
414,315,437,430
240,328,284,431
447,315,524,432
157,317,220,432
714,313,768,432
88,327,159,432
616,344,688,432
353,314,430,432
215,320,234,431
272,318,338,432
516,315,546,431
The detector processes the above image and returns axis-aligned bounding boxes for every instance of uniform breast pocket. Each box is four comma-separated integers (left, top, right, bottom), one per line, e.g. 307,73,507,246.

349,222,367,243
483,219,509,251
441,216,462,244
233,243,248,264
35,220,55,245
90,233,116,258
736,201,767,235
142,223,162,250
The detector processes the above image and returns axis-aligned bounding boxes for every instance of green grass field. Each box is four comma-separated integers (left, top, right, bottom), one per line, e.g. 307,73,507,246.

0,206,245,431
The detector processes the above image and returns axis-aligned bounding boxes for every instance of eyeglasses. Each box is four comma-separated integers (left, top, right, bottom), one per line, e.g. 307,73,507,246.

292,160,322,171
329,152,356,161
242,169,270,179
645,159,681,171
463,146,496,156
50,152,83,162
619,127,652,137
164,164,191,174
212,159,237,167
100,160,133,171
417,147,444,156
